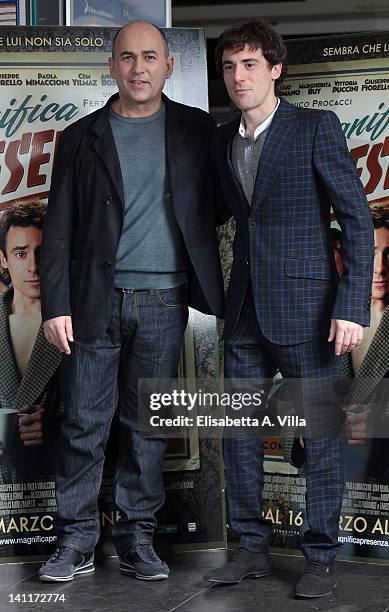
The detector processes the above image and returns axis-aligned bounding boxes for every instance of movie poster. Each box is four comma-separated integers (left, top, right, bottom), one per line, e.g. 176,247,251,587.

66,0,169,28
259,31,389,562
0,1,21,25
0,26,224,560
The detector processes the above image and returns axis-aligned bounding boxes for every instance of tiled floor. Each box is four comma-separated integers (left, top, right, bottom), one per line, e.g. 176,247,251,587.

0,551,388,612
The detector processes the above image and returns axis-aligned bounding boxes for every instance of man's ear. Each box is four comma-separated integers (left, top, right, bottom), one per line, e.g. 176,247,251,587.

165,55,174,80
108,56,115,79
0,250,7,269
271,63,282,81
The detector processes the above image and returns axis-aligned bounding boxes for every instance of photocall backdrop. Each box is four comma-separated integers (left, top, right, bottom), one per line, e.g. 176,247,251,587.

0,25,224,561
1,26,388,564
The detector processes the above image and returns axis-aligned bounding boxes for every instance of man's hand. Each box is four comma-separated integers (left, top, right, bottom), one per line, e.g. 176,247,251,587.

328,319,363,355
345,406,369,446
43,316,74,354
17,405,44,447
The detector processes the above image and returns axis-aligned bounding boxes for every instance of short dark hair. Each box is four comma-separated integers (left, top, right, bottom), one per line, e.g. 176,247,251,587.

0,200,46,257
111,21,169,58
215,19,287,92
371,204,389,230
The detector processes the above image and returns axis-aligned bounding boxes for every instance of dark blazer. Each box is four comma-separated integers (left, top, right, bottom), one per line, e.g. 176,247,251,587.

213,98,374,345
40,94,225,339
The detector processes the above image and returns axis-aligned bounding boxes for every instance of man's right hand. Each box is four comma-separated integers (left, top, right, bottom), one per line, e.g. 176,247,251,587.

18,405,44,447
43,316,74,354
345,406,369,446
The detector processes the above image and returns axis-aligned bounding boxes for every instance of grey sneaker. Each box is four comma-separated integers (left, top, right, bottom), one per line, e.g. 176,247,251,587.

295,561,337,598
204,548,271,584
39,546,95,582
119,543,169,581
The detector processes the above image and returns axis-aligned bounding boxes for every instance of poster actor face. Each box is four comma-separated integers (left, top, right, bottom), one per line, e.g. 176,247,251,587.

0,225,42,301
372,226,389,303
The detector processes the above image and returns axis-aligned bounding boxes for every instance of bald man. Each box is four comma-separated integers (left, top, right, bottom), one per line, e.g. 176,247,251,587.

39,21,224,582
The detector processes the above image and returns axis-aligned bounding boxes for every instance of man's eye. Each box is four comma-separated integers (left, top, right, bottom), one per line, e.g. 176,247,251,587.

223,65,232,72
15,252,26,258
246,63,255,69
145,55,156,60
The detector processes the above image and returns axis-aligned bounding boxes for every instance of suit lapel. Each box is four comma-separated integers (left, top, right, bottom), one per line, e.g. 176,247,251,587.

251,99,300,211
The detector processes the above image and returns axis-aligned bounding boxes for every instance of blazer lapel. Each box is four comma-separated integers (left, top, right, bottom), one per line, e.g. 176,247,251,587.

251,99,300,211
0,290,20,408
220,118,250,215
91,94,124,208
165,97,187,205
14,328,62,409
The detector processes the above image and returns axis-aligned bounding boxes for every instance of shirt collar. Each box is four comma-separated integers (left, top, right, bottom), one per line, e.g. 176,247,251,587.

238,98,280,141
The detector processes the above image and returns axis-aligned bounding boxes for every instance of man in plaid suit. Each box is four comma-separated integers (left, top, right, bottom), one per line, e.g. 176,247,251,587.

205,20,374,598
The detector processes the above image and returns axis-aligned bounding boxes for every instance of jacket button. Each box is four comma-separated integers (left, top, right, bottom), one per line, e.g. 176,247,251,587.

249,221,256,229
103,262,111,269
105,196,112,205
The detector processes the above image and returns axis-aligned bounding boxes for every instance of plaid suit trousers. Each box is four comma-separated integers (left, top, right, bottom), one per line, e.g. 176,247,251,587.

224,283,344,563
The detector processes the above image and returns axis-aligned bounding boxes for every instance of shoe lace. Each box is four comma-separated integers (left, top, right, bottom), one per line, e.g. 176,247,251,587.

135,544,160,563
231,548,246,562
306,561,328,575
50,546,68,562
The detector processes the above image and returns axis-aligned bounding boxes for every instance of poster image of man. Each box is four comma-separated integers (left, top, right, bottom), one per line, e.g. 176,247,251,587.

0,200,62,556
332,199,389,562
343,200,389,484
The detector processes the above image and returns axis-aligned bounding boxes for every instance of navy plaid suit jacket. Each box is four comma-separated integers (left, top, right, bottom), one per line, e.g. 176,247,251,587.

214,98,374,345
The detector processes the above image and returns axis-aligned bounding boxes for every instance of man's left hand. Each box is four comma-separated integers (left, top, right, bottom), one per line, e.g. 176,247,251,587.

328,319,363,355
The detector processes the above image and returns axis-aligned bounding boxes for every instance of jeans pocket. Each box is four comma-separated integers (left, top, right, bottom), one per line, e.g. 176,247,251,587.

156,284,187,308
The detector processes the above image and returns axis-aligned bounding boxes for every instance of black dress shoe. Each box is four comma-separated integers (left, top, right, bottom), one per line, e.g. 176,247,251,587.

295,561,337,598
204,548,271,584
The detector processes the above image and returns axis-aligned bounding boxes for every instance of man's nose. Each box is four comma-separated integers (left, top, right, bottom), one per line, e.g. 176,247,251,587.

233,65,245,83
133,57,145,74
28,253,39,274
374,253,385,276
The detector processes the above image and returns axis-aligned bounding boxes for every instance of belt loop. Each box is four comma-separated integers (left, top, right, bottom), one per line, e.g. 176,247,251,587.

115,287,133,295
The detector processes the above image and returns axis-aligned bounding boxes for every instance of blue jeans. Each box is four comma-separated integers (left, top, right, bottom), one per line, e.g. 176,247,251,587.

56,286,188,554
